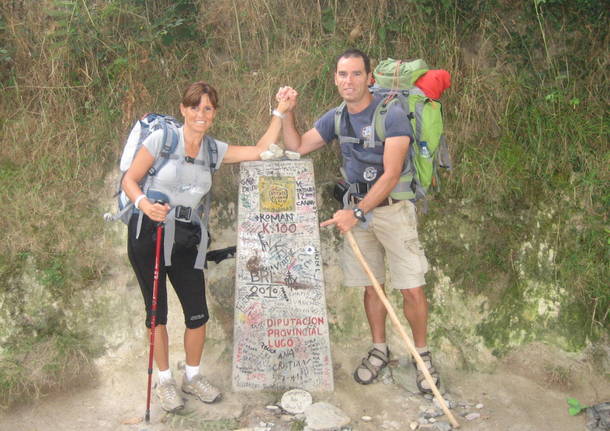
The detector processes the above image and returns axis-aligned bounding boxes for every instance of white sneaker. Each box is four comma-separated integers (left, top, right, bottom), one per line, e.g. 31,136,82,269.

182,374,222,403
155,378,185,412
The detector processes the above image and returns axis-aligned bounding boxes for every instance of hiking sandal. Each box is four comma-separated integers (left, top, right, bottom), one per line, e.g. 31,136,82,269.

412,351,441,394
353,347,390,385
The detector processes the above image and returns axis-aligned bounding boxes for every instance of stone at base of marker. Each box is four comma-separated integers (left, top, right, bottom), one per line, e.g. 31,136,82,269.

280,389,312,414
304,402,350,430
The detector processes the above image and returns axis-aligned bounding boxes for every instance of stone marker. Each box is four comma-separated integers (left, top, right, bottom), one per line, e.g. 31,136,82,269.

232,160,334,391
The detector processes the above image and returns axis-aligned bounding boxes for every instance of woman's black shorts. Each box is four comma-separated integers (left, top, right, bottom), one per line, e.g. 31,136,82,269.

127,214,209,329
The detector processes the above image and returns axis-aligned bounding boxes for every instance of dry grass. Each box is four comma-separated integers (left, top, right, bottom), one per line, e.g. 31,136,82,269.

1,0,607,406
543,363,573,390
0,336,97,409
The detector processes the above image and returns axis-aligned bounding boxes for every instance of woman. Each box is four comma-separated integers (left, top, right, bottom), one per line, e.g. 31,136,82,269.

122,81,291,412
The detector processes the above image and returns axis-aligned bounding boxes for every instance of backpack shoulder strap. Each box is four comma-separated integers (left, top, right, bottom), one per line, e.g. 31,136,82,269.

148,121,180,176
193,137,217,269
408,87,427,144
194,135,218,237
205,135,218,172
334,101,380,148
373,93,413,143
334,102,346,138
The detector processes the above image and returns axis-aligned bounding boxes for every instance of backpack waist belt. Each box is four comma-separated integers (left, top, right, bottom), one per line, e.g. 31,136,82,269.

351,194,402,208
349,181,404,207
135,205,208,271
163,206,208,270
352,182,371,194
174,205,193,223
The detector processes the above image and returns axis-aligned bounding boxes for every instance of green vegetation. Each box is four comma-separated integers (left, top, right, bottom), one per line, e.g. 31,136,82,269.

567,397,588,416
1,0,607,406
291,418,306,431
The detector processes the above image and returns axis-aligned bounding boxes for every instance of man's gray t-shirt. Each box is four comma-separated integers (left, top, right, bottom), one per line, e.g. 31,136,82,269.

314,95,413,185
143,127,228,208
314,95,413,145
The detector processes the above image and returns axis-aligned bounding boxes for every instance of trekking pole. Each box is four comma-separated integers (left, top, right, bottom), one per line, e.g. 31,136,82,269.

145,220,164,424
345,231,460,428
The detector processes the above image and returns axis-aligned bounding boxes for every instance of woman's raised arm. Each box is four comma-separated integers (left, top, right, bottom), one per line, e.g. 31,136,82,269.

222,97,294,164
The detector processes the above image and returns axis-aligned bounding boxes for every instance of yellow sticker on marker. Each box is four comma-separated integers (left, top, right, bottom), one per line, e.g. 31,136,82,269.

259,176,295,212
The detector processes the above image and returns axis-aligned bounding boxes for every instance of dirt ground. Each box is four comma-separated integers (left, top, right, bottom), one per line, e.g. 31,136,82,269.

0,330,607,431
1,237,607,431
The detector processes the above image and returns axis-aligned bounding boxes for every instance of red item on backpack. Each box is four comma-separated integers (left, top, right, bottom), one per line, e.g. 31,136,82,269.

414,69,451,100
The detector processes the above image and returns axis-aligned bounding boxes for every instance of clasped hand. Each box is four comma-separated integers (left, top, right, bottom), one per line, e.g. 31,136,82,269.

275,86,298,110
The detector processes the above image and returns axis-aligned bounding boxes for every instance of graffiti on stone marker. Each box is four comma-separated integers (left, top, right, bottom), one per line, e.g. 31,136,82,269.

232,160,333,391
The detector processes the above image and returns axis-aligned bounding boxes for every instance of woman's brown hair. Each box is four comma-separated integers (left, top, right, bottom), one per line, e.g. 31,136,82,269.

181,81,219,109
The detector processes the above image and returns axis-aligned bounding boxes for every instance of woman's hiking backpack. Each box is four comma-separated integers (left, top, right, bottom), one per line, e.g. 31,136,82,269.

103,113,237,268
104,113,218,225
334,58,452,207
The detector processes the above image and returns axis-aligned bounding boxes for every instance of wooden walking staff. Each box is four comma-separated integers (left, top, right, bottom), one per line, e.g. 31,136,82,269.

345,231,460,428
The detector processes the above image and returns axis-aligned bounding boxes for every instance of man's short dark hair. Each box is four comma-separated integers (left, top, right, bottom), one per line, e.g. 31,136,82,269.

335,49,371,74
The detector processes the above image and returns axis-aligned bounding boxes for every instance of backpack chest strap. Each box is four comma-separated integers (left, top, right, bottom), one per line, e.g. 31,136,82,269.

334,102,383,149
339,136,365,145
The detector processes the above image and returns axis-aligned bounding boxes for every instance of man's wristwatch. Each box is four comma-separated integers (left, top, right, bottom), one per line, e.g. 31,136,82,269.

353,207,366,222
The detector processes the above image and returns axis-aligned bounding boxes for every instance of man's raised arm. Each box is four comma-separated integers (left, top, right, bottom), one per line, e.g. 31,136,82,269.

276,86,326,156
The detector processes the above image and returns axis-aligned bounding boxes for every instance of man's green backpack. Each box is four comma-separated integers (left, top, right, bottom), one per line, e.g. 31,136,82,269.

370,59,451,204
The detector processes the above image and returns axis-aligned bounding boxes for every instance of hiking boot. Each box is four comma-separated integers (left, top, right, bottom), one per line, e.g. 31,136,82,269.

182,374,222,403
155,379,184,413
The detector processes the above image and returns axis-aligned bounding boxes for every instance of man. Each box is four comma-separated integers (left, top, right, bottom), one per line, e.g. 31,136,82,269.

276,49,439,393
